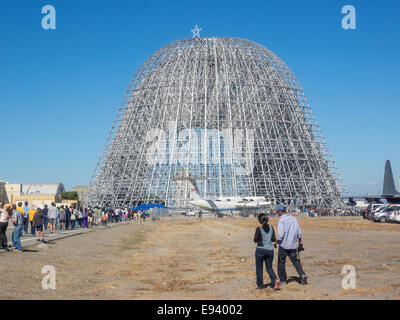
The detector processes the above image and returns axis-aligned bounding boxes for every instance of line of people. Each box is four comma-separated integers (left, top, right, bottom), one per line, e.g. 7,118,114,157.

0,201,150,252
12,202,91,235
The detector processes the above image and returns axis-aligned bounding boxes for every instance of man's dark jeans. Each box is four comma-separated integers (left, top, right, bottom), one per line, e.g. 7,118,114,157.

277,246,306,282
30,221,35,236
255,247,277,287
23,218,29,234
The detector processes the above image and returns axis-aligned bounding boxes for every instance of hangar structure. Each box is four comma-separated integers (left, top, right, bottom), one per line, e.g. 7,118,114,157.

88,37,344,209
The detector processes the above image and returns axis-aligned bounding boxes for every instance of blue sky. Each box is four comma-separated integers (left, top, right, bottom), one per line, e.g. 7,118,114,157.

0,0,399,194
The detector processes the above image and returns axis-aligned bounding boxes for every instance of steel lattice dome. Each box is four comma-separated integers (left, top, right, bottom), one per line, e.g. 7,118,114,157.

88,37,343,208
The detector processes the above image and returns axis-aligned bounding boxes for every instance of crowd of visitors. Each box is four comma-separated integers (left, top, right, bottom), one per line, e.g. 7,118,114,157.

264,207,364,218
1,198,364,255
0,201,150,252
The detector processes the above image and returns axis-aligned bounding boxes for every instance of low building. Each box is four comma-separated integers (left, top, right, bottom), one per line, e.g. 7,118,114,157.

71,185,90,204
3,183,21,204
2,181,66,208
13,194,60,208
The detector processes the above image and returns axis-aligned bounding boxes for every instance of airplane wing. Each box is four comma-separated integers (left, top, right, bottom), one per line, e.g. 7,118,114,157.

342,195,382,199
342,160,400,204
341,195,383,203
381,194,400,204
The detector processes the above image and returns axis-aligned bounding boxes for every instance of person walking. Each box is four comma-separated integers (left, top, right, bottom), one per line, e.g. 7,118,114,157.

253,213,280,291
74,207,79,227
87,207,93,228
70,208,76,229
114,208,120,223
10,204,24,252
83,208,88,228
43,204,49,230
23,201,30,234
28,206,37,236
33,208,45,241
16,202,26,225
111,209,115,223
101,210,108,226
106,209,111,223
276,204,307,285
0,204,12,250
48,202,59,234
59,206,66,230
95,208,101,226
65,206,71,230
77,208,83,227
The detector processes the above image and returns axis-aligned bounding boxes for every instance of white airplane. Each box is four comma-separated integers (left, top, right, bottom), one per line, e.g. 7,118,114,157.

185,179,272,214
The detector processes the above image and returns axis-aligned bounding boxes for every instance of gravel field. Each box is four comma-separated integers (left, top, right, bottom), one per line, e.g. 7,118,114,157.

0,216,399,300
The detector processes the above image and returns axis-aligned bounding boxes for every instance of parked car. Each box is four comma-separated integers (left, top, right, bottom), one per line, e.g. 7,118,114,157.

370,205,390,220
373,205,400,223
387,206,400,223
366,204,388,219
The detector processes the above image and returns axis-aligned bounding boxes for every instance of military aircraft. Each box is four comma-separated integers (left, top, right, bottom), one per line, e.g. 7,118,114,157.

344,160,400,204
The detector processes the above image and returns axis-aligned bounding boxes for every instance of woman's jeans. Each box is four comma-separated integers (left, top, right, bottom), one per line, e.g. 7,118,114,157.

12,224,23,250
255,247,277,287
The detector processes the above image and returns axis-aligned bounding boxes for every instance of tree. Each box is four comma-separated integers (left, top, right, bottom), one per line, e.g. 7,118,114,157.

59,191,78,200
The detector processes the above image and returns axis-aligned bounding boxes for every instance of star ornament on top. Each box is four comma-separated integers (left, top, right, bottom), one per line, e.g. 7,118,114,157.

191,25,202,38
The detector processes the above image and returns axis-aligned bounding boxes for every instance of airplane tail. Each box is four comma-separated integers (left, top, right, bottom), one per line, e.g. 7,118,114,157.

383,160,399,195
186,179,202,201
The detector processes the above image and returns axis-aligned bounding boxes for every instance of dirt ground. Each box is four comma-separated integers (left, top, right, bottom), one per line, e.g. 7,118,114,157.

0,216,399,300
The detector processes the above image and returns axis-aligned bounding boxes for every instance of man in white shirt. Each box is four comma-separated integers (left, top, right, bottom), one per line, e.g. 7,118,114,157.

47,202,60,234
276,204,307,285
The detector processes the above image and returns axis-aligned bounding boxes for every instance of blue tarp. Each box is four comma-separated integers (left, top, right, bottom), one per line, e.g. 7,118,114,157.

131,203,167,210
